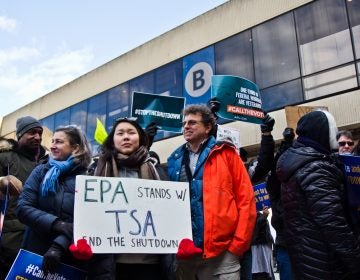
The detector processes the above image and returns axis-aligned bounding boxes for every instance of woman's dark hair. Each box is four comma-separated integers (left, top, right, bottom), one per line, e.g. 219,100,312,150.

55,125,91,168
100,118,148,159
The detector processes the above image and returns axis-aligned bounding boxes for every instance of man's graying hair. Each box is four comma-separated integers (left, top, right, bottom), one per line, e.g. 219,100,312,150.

336,130,353,141
55,125,91,168
183,104,217,136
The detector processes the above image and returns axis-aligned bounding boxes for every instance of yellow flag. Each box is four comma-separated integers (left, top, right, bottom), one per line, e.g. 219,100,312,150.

94,118,108,145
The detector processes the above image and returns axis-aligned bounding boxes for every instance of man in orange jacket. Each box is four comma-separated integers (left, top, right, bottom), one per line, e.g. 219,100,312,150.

168,104,256,280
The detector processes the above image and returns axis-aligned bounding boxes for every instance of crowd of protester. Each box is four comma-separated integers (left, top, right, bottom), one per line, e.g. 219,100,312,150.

0,102,360,280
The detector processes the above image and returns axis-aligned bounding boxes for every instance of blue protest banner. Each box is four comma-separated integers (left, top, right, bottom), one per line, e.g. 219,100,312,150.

253,182,270,212
211,75,264,124
340,154,360,230
6,249,87,280
131,92,185,133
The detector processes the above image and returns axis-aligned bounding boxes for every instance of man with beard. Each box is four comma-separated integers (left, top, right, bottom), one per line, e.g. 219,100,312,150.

0,116,46,279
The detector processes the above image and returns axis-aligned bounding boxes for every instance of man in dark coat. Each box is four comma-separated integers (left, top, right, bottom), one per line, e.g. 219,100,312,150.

0,116,45,279
277,110,360,279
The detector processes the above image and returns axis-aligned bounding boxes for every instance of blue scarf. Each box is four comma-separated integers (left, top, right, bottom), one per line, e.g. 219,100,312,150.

41,155,75,196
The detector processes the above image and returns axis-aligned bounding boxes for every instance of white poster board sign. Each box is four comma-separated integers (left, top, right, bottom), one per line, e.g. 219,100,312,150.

74,175,192,254
216,125,241,149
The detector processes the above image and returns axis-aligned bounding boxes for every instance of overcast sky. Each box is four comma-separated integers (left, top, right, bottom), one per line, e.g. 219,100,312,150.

0,0,227,117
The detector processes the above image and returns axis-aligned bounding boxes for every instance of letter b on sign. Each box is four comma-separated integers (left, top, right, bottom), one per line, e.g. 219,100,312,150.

185,62,213,98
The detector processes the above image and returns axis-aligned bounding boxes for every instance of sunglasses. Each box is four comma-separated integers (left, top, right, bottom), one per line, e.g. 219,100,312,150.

338,141,354,147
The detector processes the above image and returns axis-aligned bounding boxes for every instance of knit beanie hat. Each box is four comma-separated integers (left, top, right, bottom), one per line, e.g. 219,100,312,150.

16,116,42,139
296,110,338,152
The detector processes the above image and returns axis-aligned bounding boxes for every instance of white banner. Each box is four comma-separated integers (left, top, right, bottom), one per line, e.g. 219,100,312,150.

217,125,241,149
74,175,192,253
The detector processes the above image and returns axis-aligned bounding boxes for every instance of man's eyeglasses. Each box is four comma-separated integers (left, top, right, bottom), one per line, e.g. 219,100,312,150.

182,120,202,127
338,141,354,147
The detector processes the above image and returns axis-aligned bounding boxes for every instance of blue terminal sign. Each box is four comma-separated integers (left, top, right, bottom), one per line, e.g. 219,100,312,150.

183,46,215,105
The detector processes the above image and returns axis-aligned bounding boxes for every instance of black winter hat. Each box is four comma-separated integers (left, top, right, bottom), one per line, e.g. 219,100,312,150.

296,111,330,151
16,116,42,139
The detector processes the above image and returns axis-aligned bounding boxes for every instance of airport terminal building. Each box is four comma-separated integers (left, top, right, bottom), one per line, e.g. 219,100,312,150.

1,0,359,161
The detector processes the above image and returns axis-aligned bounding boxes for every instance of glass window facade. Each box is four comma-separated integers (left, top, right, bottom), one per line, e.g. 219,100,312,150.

40,0,360,150
70,101,87,132
303,63,357,100
54,108,70,128
347,0,360,59
253,13,300,89
106,83,129,132
295,0,353,75
41,115,55,132
130,72,155,96
215,30,254,82
86,93,106,152
155,60,182,97
261,79,303,111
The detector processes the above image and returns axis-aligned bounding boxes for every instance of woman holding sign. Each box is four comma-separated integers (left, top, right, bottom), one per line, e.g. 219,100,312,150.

94,118,171,280
16,125,93,276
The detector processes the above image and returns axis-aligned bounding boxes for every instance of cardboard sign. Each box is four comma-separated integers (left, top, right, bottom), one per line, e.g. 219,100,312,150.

74,175,192,253
216,125,241,150
41,126,53,151
253,182,270,212
211,75,264,124
131,92,185,133
285,106,328,131
6,249,87,280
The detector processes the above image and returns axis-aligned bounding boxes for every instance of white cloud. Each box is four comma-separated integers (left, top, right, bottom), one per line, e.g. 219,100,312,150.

0,16,17,32
0,47,94,116
0,47,40,65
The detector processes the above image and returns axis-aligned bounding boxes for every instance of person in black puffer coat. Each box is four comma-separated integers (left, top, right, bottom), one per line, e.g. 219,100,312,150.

276,110,360,279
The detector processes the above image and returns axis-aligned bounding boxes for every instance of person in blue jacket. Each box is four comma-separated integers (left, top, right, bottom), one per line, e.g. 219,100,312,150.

17,125,91,275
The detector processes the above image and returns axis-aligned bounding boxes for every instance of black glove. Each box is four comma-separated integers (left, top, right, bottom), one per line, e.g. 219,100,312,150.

52,220,73,240
260,113,275,133
42,243,64,275
207,98,220,115
282,127,295,142
145,122,158,148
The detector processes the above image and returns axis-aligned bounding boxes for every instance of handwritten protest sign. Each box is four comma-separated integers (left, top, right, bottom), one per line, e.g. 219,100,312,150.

6,249,86,280
211,75,264,124
74,175,192,253
253,182,270,212
216,125,241,150
131,92,185,133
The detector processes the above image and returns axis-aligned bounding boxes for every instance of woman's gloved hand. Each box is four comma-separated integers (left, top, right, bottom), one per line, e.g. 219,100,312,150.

42,243,64,275
52,220,73,240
